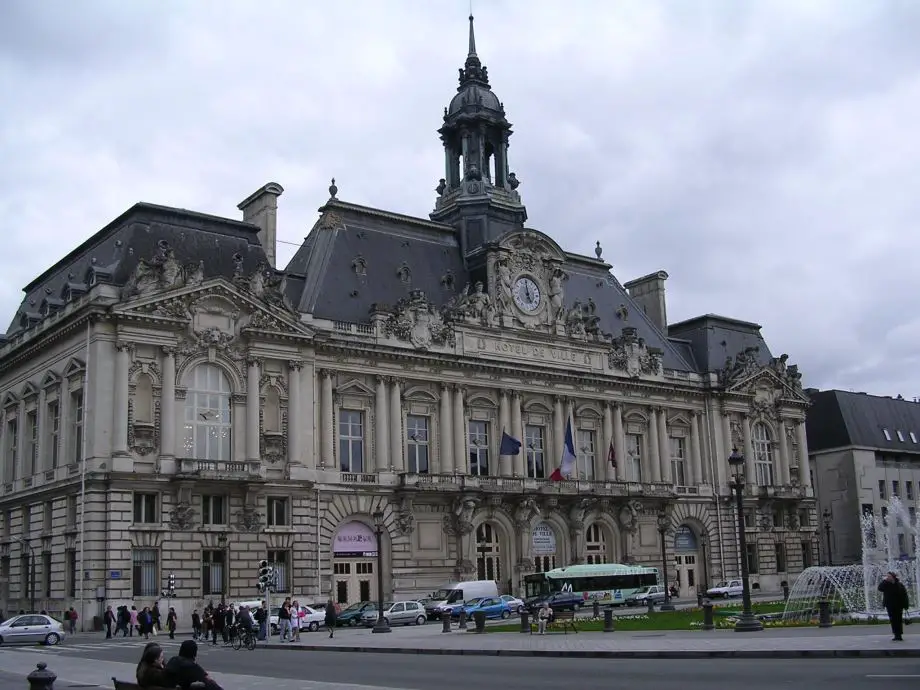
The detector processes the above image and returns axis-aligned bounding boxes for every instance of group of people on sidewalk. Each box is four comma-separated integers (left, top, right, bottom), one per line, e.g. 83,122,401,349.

104,603,178,640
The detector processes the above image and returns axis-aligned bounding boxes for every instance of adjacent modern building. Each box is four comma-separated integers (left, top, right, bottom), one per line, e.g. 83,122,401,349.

808,389,920,565
0,17,817,627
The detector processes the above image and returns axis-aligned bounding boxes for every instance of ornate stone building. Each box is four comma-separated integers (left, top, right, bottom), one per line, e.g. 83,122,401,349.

0,18,816,625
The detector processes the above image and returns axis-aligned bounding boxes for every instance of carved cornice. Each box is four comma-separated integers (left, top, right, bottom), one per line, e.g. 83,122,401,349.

161,346,177,357
115,340,135,354
287,360,303,371
246,355,263,368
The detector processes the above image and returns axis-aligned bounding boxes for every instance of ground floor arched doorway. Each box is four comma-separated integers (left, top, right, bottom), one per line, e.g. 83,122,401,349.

673,524,700,598
332,520,379,606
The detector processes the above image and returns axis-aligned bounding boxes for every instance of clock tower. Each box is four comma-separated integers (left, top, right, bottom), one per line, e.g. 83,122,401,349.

430,15,528,271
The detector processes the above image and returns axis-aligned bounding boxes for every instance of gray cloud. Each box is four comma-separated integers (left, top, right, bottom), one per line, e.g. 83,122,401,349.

2,0,919,397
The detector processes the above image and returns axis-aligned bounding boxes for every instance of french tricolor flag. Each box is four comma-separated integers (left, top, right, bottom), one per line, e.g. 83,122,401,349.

550,419,576,481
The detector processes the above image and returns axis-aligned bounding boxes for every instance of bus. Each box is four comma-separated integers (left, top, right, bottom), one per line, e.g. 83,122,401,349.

523,563,659,607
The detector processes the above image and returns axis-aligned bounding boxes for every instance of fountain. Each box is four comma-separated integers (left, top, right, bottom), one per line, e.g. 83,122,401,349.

783,496,920,621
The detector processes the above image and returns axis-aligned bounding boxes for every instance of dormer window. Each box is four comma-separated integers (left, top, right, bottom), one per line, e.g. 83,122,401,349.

897,430,905,442
911,432,918,444
883,428,892,441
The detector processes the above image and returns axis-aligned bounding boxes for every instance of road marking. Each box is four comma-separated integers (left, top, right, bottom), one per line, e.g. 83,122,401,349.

866,675,920,678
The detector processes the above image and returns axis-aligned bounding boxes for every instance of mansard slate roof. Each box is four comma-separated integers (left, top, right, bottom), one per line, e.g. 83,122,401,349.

6,202,271,337
806,389,920,453
668,314,774,374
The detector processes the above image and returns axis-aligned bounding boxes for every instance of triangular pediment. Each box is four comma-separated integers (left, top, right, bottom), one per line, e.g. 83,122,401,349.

41,371,61,389
63,357,86,378
20,382,38,399
1,391,18,408
336,378,375,397
115,278,313,339
726,368,808,404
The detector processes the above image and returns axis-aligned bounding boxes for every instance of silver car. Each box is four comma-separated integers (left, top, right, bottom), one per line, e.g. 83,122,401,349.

360,601,427,627
0,614,66,646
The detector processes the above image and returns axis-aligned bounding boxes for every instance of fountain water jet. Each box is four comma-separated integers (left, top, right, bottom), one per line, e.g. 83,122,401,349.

783,496,920,621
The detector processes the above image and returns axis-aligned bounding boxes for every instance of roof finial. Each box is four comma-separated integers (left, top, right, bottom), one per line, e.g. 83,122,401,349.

329,178,338,198
468,13,477,58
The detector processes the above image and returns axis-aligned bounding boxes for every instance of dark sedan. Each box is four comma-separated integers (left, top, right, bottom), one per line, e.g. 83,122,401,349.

335,602,376,627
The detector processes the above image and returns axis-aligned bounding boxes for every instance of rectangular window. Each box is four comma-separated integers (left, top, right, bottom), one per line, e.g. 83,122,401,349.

910,507,916,525
25,410,38,476
626,434,643,482
42,552,51,598
576,430,596,480
22,505,30,535
898,533,907,556
267,497,289,527
70,389,84,464
133,493,158,524
772,506,785,528
43,502,52,532
524,425,545,479
669,436,686,486
201,550,225,596
406,415,430,474
0,556,9,601
66,496,77,527
66,549,76,597
745,543,759,574
268,550,290,592
893,480,900,497
20,554,30,598
878,480,887,499
801,541,813,569
201,495,226,525
743,509,755,529
909,483,915,501
774,543,786,572
338,410,364,473
4,418,18,483
798,508,809,529
468,420,490,476
46,401,60,469
132,548,158,598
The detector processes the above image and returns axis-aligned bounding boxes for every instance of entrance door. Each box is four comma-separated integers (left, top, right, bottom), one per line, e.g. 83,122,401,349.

675,554,697,598
334,562,351,605
333,559,377,605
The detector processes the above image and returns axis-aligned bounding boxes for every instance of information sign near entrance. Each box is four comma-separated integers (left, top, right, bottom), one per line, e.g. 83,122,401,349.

333,521,379,605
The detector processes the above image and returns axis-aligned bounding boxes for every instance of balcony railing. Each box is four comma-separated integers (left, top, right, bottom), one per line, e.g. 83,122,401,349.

177,459,256,478
398,473,679,497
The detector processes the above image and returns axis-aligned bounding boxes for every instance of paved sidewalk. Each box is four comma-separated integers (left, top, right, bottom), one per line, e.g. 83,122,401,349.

262,624,920,659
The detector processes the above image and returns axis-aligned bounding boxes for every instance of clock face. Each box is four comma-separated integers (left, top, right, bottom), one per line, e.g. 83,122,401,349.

512,276,542,313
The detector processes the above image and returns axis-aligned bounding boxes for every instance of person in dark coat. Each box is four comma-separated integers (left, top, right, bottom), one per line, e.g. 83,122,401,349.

879,571,910,641
325,598,337,638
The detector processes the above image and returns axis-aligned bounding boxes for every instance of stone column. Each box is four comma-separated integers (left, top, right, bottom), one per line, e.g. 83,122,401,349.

602,403,614,481
160,348,176,458
389,378,403,473
613,403,627,482
690,412,704,486
439,384,453,474
553,397,565,459
320,370,334,468
287,361,302,465
113,342,131,457
375,376,390,473
647,408,662,483
742,415,756,482
246,357,262,462
796,422,811,489
657,408,671,483
498,391,511,476
511,392,523,477
776,422,791,485
452,386,466,475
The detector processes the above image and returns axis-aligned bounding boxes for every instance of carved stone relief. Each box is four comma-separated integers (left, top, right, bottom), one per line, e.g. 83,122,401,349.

378,290,455,351
167,502,196,531
442,282,496,327
607,327,663,378
121,240,204,300
393,496,415,536
234,506,263,533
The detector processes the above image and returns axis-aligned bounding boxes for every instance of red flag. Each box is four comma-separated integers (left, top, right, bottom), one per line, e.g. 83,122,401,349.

607,441,616,469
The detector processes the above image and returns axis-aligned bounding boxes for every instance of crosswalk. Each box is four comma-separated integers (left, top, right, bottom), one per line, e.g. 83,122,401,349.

0,637,237,656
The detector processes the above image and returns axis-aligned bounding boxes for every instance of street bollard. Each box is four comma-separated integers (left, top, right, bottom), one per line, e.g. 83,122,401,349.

27,663,56,690
603,607,615,633
520,610,530,634
702,602,714,631
458,609,467,631
473,611,487,633
782,584,790,601
593,600,600,619
697,593,704,608
818,599,833,628
647,599,655,615
441,614,451,633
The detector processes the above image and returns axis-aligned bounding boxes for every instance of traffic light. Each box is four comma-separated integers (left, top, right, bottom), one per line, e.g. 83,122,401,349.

258,560,271,592
162,573,176,598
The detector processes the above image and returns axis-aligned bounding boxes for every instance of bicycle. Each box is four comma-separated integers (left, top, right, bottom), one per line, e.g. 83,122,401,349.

232,624,257,651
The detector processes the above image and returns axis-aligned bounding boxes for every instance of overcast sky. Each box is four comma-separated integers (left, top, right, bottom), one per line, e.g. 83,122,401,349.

1,0,919,398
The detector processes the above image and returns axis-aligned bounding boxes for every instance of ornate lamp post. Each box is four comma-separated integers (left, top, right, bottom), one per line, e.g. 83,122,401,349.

217,532,228,605
700,534,709,594
372,510,390,634
728,447,763,632
822,509,833,565
656,505,676,611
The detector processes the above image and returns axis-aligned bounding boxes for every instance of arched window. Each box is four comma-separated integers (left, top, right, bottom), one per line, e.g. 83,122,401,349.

585,523,607,564
183,363,232,461
752,422,774,486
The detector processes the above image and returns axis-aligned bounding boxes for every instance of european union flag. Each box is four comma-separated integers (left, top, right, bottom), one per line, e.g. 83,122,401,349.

499,432,522,456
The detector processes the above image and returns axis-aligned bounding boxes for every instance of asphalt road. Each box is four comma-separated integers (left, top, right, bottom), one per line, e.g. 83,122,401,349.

3,642,920,690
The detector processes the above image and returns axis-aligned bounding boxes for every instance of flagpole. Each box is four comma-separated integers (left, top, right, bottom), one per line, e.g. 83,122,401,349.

76,318,91,631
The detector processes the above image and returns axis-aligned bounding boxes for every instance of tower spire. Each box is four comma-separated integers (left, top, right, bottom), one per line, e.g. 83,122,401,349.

468,14,477,58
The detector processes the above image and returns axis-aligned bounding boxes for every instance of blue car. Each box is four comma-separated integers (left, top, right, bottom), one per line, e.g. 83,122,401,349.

456,596,513,620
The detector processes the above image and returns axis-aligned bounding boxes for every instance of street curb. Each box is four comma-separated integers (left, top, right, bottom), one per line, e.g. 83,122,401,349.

260,643,920,659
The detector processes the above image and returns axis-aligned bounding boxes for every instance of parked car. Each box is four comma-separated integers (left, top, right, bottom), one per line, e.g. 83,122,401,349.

336,602,376,627
0,614,66,646
500,594,525,614
625,585,667,607
706,580,744,598
426,580,500,620
297,605,326,632
525,591,584,614
360,601,427,627
459,597,513,620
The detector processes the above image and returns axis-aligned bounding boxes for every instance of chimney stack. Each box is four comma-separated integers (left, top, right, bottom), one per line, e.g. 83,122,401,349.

623,270,669,332
238,182,284,268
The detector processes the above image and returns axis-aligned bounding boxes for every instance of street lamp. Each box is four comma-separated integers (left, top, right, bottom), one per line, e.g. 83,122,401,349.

371,510,390,634
18,538,35,614
822,509,833,565
656,506,676,611
700,535,709,594
217,532,228,605
728,447,763,632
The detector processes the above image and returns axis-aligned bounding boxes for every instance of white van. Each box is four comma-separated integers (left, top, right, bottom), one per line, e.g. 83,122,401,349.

425,580,499,619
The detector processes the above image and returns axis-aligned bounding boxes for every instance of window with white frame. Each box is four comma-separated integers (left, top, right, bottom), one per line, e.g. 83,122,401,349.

406,415,429,474
133,493,158,524
626,433,643,482
201,550,225,595
46,400,60,469
132,548,159,597
266,496,289,527
268,550,290,592
3,417,17,483
752,422,775,486
669,436,686,486
576,429,596,480
525,425,545,479
183,364,232,461
585,523,607,564
25,410,37,476
69,389,84,464
338,410,364,473
201,495,226,525
468,420,490,476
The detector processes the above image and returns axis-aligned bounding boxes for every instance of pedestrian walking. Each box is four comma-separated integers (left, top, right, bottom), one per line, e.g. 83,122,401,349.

325,598,337,638
879,571,910,641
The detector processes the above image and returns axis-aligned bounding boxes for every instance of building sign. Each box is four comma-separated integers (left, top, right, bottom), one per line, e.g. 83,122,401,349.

531,522,557,556
673,526,698,552
333,521,378,557
462,335,600,371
